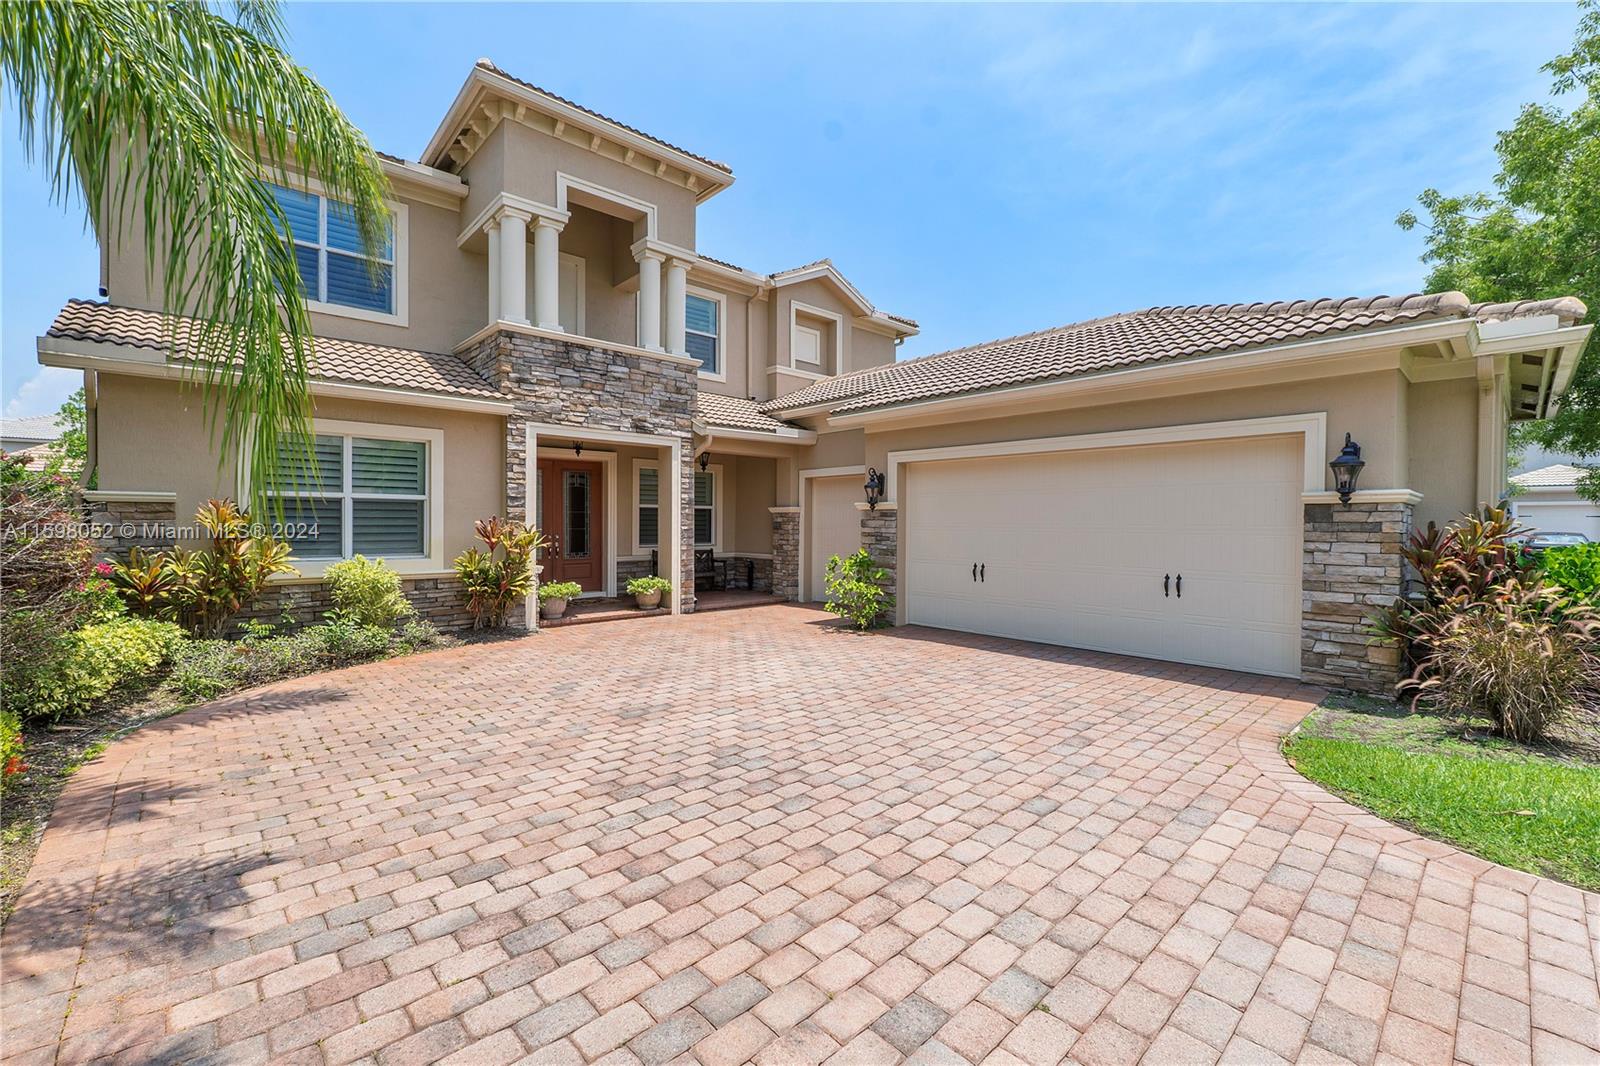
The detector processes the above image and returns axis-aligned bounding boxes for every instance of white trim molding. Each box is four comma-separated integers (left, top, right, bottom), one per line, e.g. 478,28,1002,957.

83,489,178,503
1302,489,1424,506
789,299,847,374
242,417,446,579
883,413,1331,502
452,319,702,369
558,173,658,239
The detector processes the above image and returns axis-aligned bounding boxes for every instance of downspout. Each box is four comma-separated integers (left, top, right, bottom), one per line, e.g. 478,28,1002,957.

82,369,99,490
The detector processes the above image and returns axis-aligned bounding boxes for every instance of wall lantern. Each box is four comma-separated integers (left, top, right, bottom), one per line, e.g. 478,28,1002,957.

572,440,583,457
1330,433,1365,504
698,452,710,473
864,467,886,511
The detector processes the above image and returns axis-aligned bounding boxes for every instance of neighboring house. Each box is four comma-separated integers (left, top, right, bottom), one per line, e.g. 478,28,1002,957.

33,59,1591,693
0,413,62,454
1510,464,1599,540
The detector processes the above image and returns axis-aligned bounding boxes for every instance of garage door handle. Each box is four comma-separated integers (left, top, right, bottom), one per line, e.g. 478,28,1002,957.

1163,574,1170,597
972,563,978,582
1176,574,1182,598
979,564,985,582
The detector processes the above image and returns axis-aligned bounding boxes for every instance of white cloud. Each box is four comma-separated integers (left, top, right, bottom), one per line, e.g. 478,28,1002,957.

4,367,80,419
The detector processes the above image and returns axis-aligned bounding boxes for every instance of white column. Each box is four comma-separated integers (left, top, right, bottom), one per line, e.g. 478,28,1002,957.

635,250,663,351
497,208,530,325
533,216,564,331
665,258,689,357
485,222,501,324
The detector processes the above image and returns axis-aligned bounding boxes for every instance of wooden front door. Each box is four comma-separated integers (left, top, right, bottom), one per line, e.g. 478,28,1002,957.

537,458,604,592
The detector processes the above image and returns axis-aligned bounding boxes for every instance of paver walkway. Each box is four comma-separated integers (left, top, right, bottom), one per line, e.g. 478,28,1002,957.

3,605,1597,1065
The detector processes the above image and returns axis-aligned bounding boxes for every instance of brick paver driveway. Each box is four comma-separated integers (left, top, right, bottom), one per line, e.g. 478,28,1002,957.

4,606,1598,1066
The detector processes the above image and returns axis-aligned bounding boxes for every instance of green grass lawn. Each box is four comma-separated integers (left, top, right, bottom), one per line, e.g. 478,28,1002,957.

1284,698,1600,892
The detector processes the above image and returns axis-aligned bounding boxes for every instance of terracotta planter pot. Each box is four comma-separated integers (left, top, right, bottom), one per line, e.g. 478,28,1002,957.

540,597,569,620
634,590,662,610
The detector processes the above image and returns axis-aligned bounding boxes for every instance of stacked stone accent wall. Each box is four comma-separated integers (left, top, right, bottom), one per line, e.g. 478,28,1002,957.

237,574,495,633
861,506,899,621
87,496,179,556
771,510,799,600
461,328,698,613
722,555,773,593
1302,501,1412,694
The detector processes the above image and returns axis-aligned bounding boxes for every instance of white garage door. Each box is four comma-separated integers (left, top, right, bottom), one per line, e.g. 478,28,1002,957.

905,435,1303,677
808,476,862,601
1514,500,1600,541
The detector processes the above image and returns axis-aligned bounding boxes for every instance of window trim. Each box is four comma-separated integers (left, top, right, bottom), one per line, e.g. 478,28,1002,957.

686,285,727,382
788,299,846,374
265,174,410,327
694,464,724,551
632,458,661,554
248,418,444,578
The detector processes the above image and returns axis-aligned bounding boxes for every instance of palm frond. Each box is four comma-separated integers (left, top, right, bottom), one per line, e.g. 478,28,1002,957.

0,0,390,517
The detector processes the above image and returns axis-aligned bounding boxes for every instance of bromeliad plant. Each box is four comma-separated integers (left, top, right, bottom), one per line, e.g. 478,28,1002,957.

111,499,296,637
453,517,545,629
1375,505,1600,741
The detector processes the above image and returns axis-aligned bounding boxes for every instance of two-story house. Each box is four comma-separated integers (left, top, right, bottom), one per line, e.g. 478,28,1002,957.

35,59,1591,693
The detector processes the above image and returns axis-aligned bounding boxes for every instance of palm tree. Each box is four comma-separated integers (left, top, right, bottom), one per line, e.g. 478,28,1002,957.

1,0,390,515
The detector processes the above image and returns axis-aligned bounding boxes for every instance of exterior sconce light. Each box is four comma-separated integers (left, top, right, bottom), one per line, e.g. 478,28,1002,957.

698,452,710,473
573,440,583,457
864,467,886,511
1330,434,1365,505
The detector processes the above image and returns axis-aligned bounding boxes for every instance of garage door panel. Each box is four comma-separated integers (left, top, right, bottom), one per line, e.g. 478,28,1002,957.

905,436,1302,677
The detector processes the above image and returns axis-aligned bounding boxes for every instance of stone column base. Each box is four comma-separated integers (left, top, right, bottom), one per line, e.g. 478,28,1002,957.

860,503,898,625
770,508,799,600
1302,501,1412,694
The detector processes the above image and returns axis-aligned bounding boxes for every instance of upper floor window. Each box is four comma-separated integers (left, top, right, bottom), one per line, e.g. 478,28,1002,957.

266,182,397,318
686,290,722,378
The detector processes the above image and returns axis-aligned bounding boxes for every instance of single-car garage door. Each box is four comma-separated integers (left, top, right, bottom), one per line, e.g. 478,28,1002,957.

808,475,863,601
904,435,1303,677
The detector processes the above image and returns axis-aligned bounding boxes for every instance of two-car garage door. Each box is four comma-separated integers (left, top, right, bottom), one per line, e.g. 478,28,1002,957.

904,435,1303,677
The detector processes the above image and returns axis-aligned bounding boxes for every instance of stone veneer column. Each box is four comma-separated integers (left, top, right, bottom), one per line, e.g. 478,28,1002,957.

770,507,800,600
1301,500,1413,694
458,327,698,613
860,503,898,621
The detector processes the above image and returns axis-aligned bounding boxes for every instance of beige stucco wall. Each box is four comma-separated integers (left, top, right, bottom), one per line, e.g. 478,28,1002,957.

103,183,485,357
1407,376,1481,530
93,373,504,566
729,455,776,555
859,370,1412,495
464,123,696,248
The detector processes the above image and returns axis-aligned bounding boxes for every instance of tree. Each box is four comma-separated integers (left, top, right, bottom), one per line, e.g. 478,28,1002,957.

0,1,389,515
42,387,90,485
1397,0,1600,501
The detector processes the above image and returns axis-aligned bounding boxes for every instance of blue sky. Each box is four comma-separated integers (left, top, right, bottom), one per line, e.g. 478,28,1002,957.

2,2,1580,417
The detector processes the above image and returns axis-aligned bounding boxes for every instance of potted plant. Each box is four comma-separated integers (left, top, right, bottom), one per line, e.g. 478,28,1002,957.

538,580,583,621
626,575,672,610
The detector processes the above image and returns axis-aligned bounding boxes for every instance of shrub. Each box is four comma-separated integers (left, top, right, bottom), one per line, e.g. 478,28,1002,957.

166,618,443,702
625,575,672,597
12,617,184,721
112,499,296,637
453,517,545,629
1,711,24,792
326,555,414,627
0,457,97,707
1411,579,1600,742
1542,542,1600,603
1376,505,1600,741
538,581,583,603
824,549,894,630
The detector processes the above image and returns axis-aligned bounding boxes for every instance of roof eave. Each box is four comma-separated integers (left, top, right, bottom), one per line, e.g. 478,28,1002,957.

420,66,736,198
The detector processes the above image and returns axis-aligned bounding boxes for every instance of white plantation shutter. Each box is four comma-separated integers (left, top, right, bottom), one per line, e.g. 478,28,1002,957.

270,432,430,561
352,439,425,495
637,466,659,547
263,182,394,314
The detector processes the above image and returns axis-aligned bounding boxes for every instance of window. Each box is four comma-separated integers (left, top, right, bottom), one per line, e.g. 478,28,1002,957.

695,470,715,547
685,291,721,376
637,465,659,548
272,432,428,561
792,324,822,367
266,182,396,316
